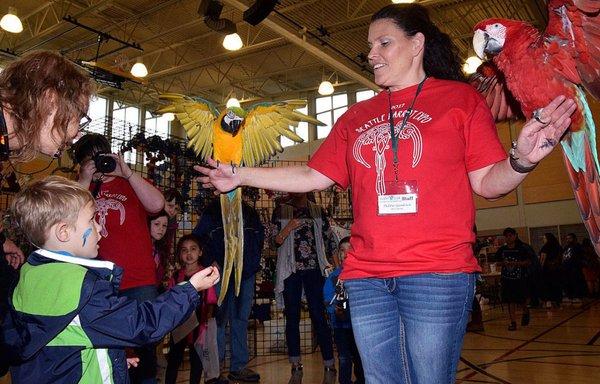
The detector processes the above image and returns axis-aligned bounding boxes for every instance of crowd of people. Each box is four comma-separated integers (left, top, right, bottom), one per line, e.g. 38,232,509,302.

0,2,595,384
467,229,600,333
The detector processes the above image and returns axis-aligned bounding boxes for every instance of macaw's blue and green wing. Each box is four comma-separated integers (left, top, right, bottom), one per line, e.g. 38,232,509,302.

157,93,219,161
241,100,323,166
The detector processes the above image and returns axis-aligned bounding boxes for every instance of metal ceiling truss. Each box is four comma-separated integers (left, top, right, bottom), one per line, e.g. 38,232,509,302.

2,0,550,111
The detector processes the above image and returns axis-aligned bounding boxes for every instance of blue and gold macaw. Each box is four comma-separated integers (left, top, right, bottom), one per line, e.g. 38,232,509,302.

158,94,323,303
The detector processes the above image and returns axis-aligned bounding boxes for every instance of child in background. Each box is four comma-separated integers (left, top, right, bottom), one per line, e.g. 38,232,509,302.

165,234,221,384
148,211,171,384
149,210,170,291
323,237,364,384
3,176,219,384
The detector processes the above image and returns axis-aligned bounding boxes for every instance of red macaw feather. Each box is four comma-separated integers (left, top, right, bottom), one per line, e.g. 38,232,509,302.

468,62,521,121
565,141,600,250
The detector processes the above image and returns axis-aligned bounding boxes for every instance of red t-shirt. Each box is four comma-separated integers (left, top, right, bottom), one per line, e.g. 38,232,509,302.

93,177,156,289
308,78,507,280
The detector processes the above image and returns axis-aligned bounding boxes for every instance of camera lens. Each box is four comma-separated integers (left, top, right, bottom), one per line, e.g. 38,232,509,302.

94,154,117,174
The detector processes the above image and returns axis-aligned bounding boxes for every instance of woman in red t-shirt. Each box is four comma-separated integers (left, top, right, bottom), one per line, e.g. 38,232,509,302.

194,4,575,383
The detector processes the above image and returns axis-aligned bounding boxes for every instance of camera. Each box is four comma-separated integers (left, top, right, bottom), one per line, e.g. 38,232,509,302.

94,153,117,174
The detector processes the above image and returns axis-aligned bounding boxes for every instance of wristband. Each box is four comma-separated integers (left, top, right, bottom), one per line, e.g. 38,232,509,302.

509,141,537,173
509,156,538,173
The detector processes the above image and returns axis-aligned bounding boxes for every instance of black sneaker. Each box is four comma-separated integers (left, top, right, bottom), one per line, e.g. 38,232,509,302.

206,376,229,384
466,321,484,332
508,321,517,331
288,364,303,384
322,366,337,384
228,368,260,382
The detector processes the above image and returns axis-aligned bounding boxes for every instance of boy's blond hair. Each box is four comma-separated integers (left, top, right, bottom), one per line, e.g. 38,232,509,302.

10,175,94,246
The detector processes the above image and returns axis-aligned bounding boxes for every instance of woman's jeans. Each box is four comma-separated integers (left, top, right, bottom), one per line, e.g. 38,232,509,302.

345,273,475,384
283,268,334,364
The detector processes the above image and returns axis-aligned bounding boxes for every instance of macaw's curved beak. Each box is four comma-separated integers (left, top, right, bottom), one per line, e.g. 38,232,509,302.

221,114,243,136
473,29,503,60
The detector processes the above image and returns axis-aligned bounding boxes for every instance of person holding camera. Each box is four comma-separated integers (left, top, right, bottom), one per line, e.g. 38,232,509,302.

74,133,165,384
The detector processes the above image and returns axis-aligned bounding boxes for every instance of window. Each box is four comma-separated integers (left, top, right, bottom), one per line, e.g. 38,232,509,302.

112,102,140,163
145,112,170,139
315,93,348,139
281,106,309,148
356,89,376,102
86,96,107,134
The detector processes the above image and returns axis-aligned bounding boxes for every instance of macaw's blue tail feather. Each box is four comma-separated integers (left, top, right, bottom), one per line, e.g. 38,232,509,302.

218,188,244,305
561,87,600,173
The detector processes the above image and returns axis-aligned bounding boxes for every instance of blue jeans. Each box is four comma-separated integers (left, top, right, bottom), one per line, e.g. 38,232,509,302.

345,273,475,384
283,269,334,365
216,274,255,372
120,285,159,384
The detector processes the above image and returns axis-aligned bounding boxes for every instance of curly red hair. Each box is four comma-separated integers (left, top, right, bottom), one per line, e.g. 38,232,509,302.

0,50,94,161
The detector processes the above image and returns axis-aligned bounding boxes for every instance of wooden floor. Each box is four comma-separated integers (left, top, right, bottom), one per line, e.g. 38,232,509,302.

2,300,599,384
457,299,600,384
176,299,600,384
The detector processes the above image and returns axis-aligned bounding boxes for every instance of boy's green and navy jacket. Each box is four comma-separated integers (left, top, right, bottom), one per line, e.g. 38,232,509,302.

2,249,201,384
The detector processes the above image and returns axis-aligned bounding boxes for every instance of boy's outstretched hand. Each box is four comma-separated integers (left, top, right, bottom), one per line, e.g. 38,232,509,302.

189,266,220,291
126,357,139,369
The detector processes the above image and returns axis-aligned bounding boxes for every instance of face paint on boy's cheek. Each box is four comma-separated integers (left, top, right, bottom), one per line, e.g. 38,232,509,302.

82,227,92,247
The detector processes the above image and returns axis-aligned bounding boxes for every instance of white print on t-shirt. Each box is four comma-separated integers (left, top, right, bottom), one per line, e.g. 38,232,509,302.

96,198,125,237
353,107,431,196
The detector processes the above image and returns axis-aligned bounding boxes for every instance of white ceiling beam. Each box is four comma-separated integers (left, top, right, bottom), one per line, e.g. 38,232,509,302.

148,37,287,80
14,0,115,51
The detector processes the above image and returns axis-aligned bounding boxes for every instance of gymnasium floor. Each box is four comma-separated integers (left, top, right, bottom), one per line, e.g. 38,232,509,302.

2,300,598,383
208,299,600,383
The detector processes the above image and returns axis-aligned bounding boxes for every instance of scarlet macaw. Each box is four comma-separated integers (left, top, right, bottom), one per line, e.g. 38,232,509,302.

158,95,323,303
472,0,600,253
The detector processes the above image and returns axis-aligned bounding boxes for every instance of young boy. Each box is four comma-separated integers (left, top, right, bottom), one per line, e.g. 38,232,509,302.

2,176,220,384
323,237,364,384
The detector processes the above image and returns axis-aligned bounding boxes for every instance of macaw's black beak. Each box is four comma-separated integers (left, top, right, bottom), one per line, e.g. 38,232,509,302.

485,36,503,56
221,118,242,136
473,29,503,60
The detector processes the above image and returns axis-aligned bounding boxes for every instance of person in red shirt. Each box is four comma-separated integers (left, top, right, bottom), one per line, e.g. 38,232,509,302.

74,133,165,384
195,4,576,383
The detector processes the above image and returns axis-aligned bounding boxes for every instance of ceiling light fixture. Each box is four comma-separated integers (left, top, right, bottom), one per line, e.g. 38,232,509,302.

0,7,23,34
130,59,148,78
164,112,175,122
226,97,241,108
199,1,243,50
391,0,416,4
463,56,483,75
318,80,334,96
223,33,243,51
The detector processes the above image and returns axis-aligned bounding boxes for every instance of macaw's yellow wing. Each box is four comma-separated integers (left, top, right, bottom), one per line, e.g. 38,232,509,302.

241,100,324,167
157,93,219,161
